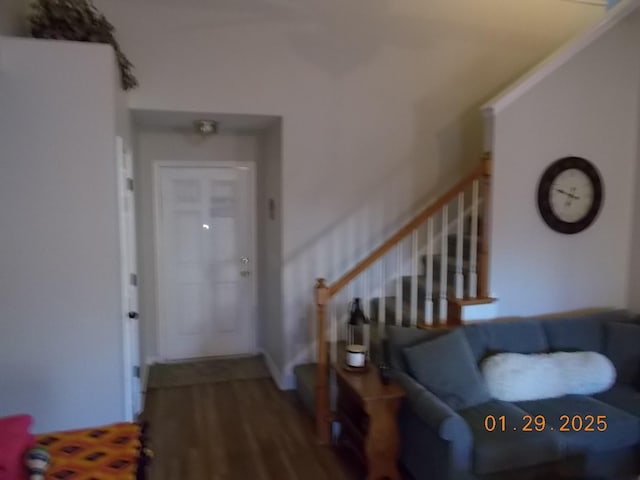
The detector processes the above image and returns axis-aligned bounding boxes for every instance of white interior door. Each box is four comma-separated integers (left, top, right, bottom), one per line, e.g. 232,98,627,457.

117,138,141,420
157,163,256,360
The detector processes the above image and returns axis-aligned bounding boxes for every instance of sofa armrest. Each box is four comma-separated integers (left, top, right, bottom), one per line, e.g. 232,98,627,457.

393,370,473,476
393,370,472,442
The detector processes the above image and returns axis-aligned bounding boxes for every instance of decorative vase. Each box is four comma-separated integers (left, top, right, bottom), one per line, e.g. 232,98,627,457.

25,446,50,480
345,298,370,368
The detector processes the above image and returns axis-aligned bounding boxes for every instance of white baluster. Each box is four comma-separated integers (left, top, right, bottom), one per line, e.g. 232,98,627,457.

362,270,371,356
378,259,386,337
330,300,338,366
469,179,479,298
395,244,402,326
439,206,448,323
455,192,464,299
410,229,418,326
344,294,352,347
340,295,346,347
347,283,354,317
425,218,434,325
363,270,370,319
364,323,370,361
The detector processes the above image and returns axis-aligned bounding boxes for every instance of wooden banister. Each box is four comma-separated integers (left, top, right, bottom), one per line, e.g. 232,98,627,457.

477,153,492,298
314,154,493,443
315,278,331,444
328,161,486,297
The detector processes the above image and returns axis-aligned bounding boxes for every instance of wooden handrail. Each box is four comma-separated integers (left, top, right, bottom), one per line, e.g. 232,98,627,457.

327,159,487,298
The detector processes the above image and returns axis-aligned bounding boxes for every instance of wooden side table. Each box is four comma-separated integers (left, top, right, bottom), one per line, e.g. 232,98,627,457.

334,363,406,480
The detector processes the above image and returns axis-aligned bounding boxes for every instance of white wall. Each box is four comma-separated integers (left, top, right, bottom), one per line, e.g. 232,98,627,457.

94,0,606,386
0,38,125,432
134,129,262,364
628,46,640,312
487,9,640,317
256,120,284,382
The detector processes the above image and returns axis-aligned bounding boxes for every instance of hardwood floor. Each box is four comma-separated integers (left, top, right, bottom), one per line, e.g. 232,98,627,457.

143,374,359,479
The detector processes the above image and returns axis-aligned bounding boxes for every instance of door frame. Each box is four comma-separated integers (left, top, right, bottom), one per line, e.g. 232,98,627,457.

152,160,258,361
116,136,139,421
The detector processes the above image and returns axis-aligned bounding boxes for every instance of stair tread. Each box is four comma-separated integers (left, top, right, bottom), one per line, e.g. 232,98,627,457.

293,363,337,416
402,271,472,284
370,292,487,306
421,254,473,268
448,296,496,306
447,233,475,244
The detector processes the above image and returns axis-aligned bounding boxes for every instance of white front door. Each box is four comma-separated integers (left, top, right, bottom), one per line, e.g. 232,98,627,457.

156,163,256,360
117,138,141,420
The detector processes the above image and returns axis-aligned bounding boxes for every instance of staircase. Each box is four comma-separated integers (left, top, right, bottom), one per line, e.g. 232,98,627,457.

296,154,495,443
370,214,485,327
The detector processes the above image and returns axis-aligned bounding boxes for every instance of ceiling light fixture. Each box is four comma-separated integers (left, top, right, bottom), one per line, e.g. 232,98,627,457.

195,119,218,136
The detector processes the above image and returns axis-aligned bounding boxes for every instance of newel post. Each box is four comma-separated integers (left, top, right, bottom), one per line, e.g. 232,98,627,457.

478,153,492,298
315,278,331,444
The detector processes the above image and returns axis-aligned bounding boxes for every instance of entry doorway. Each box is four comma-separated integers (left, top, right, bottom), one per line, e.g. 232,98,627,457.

154,162,257,360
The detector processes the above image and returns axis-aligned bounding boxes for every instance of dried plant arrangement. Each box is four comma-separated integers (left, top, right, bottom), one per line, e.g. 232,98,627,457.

28,0,138,90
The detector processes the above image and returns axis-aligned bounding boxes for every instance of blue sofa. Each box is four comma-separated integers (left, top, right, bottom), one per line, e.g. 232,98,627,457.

387,310,640,480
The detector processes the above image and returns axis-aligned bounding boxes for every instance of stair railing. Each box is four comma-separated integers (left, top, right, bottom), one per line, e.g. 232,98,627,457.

313,154,492,443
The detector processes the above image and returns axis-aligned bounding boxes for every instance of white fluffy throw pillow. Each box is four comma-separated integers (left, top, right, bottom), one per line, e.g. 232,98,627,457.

554,352,617,395
481,351,616,402
481,353,563,402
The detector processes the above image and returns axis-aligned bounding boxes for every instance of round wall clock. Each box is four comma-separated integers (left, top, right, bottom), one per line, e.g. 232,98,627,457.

536,156,603,234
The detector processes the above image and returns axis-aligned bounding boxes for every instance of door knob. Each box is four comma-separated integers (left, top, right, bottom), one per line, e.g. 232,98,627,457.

241,257,249,264
128,311,139,319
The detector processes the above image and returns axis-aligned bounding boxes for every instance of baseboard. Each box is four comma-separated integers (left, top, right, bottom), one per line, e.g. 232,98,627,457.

280,371,296,391
141,356,162,389
259,348,287,390
142,356,159,394
139,356,160,413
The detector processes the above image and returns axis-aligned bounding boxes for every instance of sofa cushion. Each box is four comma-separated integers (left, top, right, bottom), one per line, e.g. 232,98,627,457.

516,395,640,453
463,319,548,363
594,384,640,418
541,310,630,353
403,329,490,410
458,400,562,475
386,325,448,370
606,321,640,386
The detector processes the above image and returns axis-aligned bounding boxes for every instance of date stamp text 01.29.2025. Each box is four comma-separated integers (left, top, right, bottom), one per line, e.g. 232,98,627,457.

484,415,607,432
